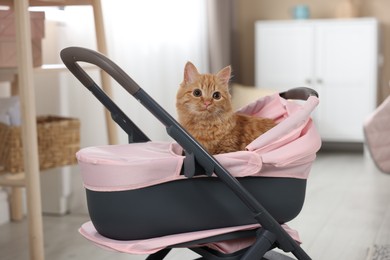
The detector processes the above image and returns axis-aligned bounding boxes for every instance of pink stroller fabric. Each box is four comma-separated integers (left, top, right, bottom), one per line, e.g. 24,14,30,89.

77,93,321,192
79,221,300,255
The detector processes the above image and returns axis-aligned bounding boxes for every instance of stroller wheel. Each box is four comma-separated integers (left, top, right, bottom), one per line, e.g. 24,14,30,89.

193,250,295,260
145,248,171,260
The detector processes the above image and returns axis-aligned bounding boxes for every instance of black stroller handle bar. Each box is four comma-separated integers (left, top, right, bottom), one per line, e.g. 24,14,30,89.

60,47,312,260
60,47,141,95
280,87,318,100
61,47,149,143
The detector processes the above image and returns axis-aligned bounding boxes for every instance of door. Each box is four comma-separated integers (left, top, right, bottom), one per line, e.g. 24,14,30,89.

255,22,315,91
314,20,378,141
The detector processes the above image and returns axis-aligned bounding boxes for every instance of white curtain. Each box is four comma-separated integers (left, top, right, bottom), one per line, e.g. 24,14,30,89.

100,0,209,143
48,1,208,146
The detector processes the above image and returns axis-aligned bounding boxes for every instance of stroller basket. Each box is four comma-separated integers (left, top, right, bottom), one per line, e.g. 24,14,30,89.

61,47,321,260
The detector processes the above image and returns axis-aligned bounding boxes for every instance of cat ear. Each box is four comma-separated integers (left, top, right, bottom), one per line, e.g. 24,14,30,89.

184,61,200,84
216,65,231,85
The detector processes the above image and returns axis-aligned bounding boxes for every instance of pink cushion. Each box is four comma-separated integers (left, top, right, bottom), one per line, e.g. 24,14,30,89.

364,96,390,173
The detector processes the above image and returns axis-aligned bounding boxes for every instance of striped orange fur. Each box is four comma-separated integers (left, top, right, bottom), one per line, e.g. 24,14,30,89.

176,62,275,154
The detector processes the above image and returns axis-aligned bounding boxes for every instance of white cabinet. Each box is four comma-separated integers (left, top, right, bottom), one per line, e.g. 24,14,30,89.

255,18,379,142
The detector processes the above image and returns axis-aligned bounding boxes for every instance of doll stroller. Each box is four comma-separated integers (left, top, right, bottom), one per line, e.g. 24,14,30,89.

60,47,321,260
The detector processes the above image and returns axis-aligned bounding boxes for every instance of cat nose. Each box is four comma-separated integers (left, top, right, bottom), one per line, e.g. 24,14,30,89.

204,100,212,108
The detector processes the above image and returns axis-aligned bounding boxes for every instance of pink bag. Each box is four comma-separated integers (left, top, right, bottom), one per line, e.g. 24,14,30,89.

364,95,390,173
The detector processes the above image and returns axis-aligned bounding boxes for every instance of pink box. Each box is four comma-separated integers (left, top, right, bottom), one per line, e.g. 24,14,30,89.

0,10,45,68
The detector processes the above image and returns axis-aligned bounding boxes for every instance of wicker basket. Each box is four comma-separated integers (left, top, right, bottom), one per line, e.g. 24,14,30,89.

0,116,80,174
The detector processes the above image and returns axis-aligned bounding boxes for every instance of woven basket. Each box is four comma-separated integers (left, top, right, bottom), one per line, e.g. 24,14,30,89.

0,116,80,174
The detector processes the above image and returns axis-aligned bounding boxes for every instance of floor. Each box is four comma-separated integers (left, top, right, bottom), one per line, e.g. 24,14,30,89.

1,151,390,260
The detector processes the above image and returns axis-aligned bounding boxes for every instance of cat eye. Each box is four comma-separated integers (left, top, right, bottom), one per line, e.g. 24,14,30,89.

193,89,202,97
212,91,221,100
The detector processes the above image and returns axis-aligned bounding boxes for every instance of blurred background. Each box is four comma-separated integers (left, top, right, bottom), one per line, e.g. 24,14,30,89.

0,0,389,259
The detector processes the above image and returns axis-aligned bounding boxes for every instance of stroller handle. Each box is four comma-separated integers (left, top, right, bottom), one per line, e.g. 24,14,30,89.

280,87,318,100
61,46,213,176
60,47,140,95
60,47,150,143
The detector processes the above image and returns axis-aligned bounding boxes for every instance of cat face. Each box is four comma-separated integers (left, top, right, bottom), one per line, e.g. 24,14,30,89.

176,62,233,118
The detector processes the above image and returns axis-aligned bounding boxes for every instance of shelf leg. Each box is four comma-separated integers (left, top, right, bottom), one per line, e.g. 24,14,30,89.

10,187,24,221
14,0,45,259
11,75,19,96
92,0,118,145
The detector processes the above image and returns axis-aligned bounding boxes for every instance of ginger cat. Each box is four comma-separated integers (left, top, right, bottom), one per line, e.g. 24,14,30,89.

176,62,275,154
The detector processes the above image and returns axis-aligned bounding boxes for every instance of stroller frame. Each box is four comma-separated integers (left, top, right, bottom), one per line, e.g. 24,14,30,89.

61,47,317,260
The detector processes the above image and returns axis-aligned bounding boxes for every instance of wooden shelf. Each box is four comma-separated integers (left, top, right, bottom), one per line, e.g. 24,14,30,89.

1,64,98,75
36,63,97,72
0,1,115,259
0,173,26,187
0,0,93,6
